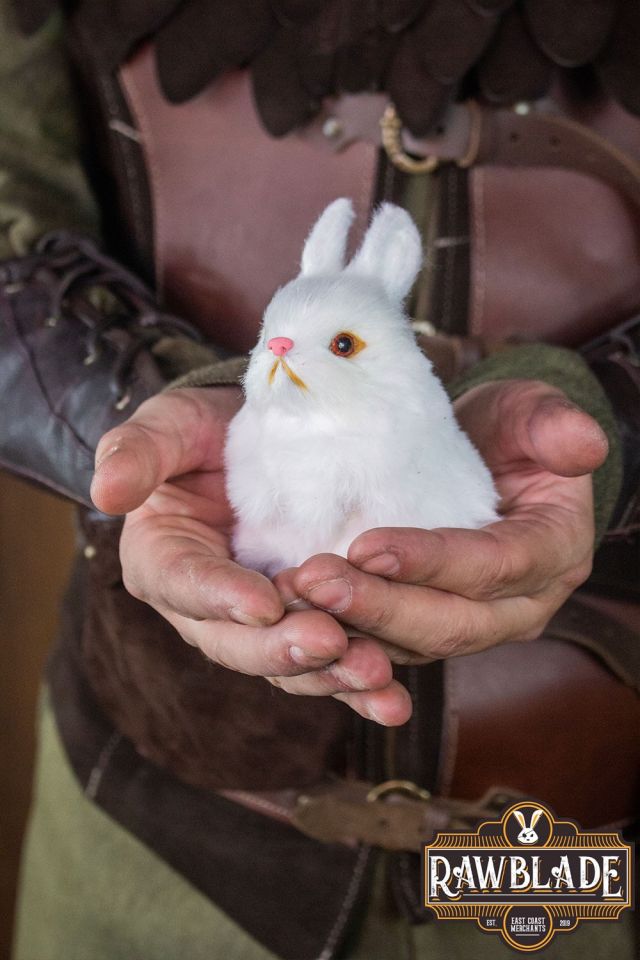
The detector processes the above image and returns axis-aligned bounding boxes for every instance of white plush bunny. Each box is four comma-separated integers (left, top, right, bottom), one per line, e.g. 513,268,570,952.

224,198,499,577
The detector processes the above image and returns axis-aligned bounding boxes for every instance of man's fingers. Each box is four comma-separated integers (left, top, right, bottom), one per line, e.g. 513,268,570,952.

120,516,285,626
167,601,412,725
333,682,413,726
273,567,313,611
347,510,589,602
292,553,546,658
267,636,393,696
166,608,349,677
91,387,241,515
129,545,284,625
526,396,609,477
454,380,608,476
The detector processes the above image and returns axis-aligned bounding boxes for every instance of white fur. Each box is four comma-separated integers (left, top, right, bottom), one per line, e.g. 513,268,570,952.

224,199,499,577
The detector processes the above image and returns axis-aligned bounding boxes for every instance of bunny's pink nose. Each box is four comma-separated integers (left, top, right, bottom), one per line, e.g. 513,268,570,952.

268,337,294,356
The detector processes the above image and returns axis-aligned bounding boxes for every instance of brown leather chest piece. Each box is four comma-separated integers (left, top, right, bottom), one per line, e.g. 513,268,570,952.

119,46,377,354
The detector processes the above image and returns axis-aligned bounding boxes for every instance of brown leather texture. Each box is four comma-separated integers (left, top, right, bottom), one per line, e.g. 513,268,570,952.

119,47,377,355
79,512,354,791
468,93,640,343
441,598,640,829
74,58,640,821
17,0,639,139
78,501,640,821
288,781,512,850
0,234,172,506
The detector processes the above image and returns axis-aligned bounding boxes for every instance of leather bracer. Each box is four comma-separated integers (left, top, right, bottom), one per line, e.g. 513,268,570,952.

0,231,214,505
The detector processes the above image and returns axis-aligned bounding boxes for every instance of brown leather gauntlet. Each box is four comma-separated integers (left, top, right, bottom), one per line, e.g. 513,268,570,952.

0,231,206,506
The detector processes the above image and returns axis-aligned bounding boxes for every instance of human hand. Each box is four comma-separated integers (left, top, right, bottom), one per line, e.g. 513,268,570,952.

281,380,608,663
91,387,411,725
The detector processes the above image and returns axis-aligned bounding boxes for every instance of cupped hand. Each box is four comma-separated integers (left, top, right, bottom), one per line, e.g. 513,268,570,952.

91,386,411,725
286,380,609,662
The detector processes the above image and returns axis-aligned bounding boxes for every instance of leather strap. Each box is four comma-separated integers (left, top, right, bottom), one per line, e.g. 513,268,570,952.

302,92,640,214
220,776,632,852
474,107,640,211
401,100,640,212
220,781,518,852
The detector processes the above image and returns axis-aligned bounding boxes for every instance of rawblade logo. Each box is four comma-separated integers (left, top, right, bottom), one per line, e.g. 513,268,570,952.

422,801,634,951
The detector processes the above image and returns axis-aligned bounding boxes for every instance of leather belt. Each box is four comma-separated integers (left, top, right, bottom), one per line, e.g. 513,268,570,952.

220,781,518,851
300,94,640,214
220,779,632,852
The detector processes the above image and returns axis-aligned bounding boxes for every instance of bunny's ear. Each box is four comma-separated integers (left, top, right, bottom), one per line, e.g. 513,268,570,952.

300,198,355,276
513,810,527,829
530,809,544,829
347,203,423,303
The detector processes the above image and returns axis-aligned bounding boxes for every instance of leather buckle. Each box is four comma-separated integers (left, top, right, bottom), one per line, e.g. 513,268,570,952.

380,101,483,175
366,778,431,803
292,778,435,850
380,104,441,174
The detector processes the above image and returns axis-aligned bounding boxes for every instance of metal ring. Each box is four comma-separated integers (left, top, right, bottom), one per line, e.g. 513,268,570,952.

366,778,431,803
380,105,440,175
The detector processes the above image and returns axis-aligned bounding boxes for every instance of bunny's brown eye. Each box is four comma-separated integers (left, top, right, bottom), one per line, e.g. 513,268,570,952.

329,332,366,358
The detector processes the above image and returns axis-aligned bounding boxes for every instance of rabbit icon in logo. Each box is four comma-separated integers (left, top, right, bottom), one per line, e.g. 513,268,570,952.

513,808,544,845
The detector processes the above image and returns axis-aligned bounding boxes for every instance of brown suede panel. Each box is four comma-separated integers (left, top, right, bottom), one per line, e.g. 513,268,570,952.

78,511,354,792
46,556,373,960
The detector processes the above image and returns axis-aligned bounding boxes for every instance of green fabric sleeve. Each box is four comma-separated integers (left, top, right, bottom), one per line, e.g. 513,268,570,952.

0,4,99,255
447,343,622,545
161,356,248,391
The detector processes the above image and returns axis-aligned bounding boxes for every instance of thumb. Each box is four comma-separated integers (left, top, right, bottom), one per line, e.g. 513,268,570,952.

91,424,170,515
90,392,211,515
455,380,609,477
525,394,609,477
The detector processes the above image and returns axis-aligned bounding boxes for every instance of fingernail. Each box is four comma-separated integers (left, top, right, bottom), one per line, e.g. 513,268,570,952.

289,645,332,666
276,584,308,610
364,704,385,724
358,553,400,577
306,578,352,613
95,444,122,469
229,606,271,627
285,598,310,611
331,665,367,691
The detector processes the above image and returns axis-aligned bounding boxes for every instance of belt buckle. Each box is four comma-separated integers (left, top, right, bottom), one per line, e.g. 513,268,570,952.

366,778,431,804
380,101,483,175
380,105,440,174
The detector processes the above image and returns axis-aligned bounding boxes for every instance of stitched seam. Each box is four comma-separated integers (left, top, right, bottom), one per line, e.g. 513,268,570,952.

408,666,419,775
118,59,164,292
441,169,457,331
85,731,122,802
99,70,146,258
436,661,460,797
318,845,371,960
366,709,376,781
8,302,94,457
470,168,486,335
357,141,378,243
222,790,293,821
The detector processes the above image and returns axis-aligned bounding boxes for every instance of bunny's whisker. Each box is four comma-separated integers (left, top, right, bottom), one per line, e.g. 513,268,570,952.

268,359,279,385
281,359,307,391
